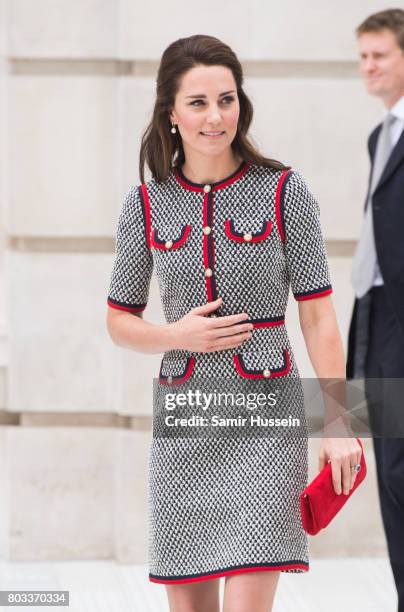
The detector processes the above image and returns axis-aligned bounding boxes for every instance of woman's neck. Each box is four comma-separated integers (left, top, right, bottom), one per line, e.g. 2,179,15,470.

181,151,243,185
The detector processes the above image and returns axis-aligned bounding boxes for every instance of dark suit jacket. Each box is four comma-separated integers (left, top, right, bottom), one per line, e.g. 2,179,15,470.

346,122,404,379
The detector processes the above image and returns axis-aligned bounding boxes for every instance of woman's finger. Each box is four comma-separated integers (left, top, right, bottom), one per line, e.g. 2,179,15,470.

318,449,327,472
191,297,222,315
206,332,252,352
350,448,362,489
208,312,250,327
209,322,253,338
331,459,342,495
341,457,352,495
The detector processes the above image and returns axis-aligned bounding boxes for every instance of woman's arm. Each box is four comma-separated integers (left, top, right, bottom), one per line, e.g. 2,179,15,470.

298,294,345,379
106,307,178,354
106,296,253,355
298,295,362,495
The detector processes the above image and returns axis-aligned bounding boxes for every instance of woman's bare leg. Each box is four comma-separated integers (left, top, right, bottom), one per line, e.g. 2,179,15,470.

222,571,281,612
165,578,221,612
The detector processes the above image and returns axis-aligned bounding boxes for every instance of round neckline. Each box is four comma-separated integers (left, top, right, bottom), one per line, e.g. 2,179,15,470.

173,160,250,192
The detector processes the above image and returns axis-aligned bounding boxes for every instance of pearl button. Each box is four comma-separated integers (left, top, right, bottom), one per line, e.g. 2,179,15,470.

243,232,252,242
203,184,211,193
205,268,213,277
165,239,173,249
167,375,173,384
263,368,271,378
203,226,212,235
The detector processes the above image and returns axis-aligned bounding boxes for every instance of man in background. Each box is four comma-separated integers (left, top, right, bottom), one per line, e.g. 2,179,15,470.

347,9,404,611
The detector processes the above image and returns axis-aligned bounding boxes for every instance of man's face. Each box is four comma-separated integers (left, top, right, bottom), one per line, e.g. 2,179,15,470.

358,28,404,103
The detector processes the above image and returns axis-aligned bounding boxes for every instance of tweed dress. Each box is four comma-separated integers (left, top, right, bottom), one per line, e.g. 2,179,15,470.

107,160,333,584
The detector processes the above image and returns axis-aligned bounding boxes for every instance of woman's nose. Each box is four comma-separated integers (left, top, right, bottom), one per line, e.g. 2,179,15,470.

206,107,222,123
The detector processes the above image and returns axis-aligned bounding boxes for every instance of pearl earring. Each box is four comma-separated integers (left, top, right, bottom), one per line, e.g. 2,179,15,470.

171,123,177,134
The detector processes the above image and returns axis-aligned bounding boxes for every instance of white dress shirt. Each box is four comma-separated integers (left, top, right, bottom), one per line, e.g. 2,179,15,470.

372,95,404,286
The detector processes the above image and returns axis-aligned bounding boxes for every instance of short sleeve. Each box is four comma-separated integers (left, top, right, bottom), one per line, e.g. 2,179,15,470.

107,185,153,313
282,171,333,301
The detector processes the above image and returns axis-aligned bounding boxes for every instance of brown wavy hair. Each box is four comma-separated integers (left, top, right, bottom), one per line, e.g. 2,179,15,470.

139,34,288,183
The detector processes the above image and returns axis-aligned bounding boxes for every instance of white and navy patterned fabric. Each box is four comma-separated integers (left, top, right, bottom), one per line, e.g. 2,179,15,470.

107,161,333,584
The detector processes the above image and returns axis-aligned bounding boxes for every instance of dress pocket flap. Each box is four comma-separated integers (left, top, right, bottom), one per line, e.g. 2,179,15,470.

151,224,191,250
224,219,272,243
159,355,196,385
234,349,290,379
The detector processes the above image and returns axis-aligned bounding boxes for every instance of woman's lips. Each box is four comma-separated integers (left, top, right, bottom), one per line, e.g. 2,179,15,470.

200,131,225,137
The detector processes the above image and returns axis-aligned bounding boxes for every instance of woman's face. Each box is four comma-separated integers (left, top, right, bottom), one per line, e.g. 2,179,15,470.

169,64,240,159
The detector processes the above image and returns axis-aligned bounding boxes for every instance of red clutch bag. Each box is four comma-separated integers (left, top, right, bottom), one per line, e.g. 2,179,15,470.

300,437,367,535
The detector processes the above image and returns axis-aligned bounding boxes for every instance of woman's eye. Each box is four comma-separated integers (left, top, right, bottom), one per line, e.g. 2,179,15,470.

190,96,235,107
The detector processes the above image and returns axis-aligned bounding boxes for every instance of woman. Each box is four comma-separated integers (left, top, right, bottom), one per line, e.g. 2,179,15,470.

106,34,361,612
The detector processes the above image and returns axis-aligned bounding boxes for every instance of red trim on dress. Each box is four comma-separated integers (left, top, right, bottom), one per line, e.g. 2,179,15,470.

251,318,285,328
150,225,191,250
140,183,152,249
107,299,145,313
275,170,290,243
295,287,333,301
213,161,249,190
224,219,272,243
173,170,204,192
234,350,291,379
173,161,250,192
202,193,214,301
159,356,196,385
149,562,309,584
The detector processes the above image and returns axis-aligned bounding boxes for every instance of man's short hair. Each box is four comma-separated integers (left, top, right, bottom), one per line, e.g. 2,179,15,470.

356,9,404,52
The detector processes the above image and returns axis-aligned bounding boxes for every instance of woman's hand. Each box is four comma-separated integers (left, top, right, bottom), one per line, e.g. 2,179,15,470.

171,297,253,353
319,437,363,495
